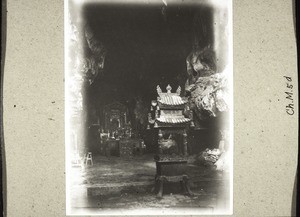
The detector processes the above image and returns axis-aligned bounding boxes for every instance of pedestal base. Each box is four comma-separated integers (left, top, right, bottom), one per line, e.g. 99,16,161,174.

154,175,193,198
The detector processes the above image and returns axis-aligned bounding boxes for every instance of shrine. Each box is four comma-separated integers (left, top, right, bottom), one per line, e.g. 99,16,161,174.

98,101,145,157
102,102,130,138
148,84,195,197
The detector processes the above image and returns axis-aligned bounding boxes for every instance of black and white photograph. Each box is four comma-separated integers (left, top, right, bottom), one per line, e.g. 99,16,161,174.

65,0,233,215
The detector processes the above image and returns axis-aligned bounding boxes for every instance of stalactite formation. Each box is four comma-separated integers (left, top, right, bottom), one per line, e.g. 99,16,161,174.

185,13,229,122
83,25,107,84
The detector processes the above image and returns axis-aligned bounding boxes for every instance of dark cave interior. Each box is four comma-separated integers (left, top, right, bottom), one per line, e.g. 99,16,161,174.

73,2,228,153
83,5,213,117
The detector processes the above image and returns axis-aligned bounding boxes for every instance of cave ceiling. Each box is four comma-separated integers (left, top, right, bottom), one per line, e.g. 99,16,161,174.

82,4,214,107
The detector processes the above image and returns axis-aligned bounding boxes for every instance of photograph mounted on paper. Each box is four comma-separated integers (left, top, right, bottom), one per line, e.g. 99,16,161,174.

65,0,233,215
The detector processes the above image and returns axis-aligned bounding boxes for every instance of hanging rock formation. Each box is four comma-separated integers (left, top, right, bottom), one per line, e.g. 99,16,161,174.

82,25,107,84
185,13,230,122
185,63,229,120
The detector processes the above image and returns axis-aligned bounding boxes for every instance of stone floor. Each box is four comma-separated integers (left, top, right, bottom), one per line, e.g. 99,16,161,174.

68,154,230,215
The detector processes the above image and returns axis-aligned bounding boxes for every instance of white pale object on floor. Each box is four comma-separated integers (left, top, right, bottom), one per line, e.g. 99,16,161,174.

85,152,93,166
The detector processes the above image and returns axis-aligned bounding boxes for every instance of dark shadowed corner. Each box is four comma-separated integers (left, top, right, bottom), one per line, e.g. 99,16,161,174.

1,0,7,216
